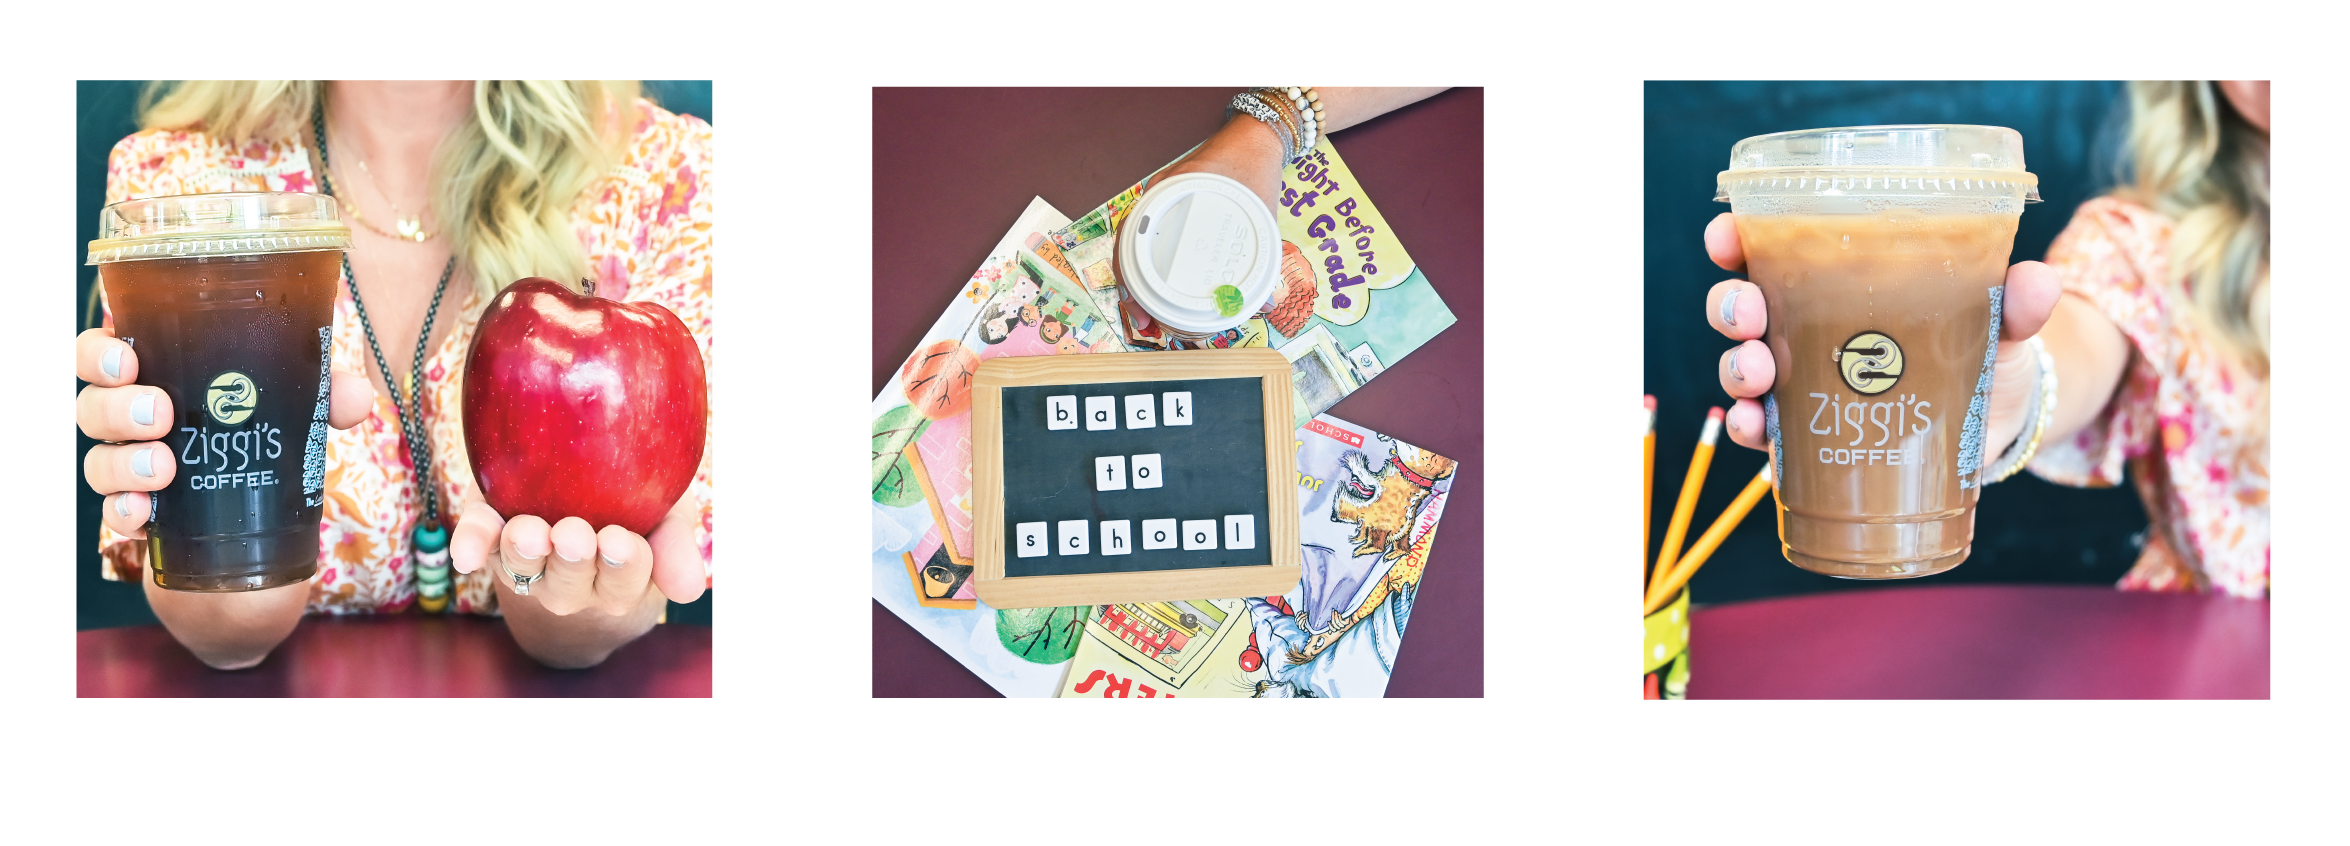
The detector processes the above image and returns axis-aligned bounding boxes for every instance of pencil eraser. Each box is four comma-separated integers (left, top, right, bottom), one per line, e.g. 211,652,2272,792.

1707,406,1724,421
1644,395,1656,411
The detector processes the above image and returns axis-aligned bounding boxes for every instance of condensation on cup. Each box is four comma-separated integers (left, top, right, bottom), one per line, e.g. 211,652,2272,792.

88,192,352,591
1717,125,2040,578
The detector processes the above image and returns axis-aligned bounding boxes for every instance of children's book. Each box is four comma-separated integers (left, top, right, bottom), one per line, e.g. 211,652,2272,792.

875,138,1466,697
871,197,1122,697
1056,413,1456,698
1048,139,1459,429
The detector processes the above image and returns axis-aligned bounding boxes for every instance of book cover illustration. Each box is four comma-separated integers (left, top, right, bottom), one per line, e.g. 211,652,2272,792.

871,197,1116,698
1058,413,1456,698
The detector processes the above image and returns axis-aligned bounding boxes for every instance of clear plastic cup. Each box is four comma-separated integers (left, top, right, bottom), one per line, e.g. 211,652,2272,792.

88,192,352,591
1716,126,2039,578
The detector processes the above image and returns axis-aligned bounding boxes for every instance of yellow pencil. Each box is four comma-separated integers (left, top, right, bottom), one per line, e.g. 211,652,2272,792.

1650,407,1721,605
1646,462,1773,615
1643,395,1656,591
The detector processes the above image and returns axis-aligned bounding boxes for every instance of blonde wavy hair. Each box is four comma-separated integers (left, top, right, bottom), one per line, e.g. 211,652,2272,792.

2118,81,2270,381
138,80,640,309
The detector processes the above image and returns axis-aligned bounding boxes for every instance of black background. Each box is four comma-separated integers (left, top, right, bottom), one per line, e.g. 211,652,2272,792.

1644,81,2151,605
1000,377,1270,577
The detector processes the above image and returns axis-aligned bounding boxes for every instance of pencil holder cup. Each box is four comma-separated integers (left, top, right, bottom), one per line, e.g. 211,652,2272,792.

1644,587,1691,700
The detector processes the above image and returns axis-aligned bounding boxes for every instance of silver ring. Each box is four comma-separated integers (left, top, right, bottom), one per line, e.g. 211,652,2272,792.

499,557,546,596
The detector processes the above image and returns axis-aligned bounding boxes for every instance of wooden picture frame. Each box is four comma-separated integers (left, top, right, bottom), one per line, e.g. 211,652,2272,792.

972,348,1300,609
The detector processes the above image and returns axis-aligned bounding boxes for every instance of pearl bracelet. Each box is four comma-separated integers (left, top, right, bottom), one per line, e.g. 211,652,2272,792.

1279,87,1323,156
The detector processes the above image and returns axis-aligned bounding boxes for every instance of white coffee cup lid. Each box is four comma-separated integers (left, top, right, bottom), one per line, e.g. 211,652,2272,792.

1115,172,1280,336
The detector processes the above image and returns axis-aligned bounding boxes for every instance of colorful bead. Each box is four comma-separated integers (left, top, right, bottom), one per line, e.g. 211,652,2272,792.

413,521,449,553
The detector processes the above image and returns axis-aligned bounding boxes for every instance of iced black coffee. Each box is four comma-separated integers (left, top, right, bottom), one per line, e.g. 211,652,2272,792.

89,193,350,591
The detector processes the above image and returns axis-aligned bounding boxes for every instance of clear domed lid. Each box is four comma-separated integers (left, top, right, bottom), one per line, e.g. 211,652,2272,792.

89,192,352,264
1716,124,2040,205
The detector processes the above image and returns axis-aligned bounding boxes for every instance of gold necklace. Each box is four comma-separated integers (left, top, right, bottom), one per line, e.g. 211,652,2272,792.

321,127,434,243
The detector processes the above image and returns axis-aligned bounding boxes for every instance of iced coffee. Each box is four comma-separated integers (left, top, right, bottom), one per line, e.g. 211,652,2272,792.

89,193,351,591
1717,126,2038,578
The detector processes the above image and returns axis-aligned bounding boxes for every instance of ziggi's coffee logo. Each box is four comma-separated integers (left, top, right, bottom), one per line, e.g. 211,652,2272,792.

1837,332,1903,395
206,371,257,425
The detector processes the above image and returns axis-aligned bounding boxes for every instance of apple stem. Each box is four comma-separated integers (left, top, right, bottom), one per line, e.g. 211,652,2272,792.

580,277,597,297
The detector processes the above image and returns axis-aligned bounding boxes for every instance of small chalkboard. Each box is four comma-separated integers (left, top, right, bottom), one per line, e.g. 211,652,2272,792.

972,348,1300,609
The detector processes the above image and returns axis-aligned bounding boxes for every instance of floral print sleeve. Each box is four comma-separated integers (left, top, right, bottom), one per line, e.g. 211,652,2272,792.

2027,197,2269,598
581,105,716,586
95,100,719,607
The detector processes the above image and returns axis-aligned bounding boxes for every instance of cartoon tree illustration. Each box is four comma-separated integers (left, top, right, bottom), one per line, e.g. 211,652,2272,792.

995,605,1086,665
900,339,980,420
869,404,930,507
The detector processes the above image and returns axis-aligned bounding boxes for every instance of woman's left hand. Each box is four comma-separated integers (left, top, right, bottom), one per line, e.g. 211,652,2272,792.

448,492,706,615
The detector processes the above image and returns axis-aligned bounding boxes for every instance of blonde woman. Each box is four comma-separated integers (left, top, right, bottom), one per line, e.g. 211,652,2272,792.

1702,81,2269,597
74,81,714,669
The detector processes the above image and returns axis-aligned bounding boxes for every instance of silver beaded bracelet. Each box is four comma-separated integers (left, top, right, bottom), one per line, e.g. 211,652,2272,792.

1227,92,1297,164
1985,335,2058,483
1229,87,1326,165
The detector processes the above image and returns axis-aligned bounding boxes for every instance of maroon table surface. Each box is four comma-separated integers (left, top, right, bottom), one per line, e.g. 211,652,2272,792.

1686,584,2268,699
79,616,711,697
872,88,1484,697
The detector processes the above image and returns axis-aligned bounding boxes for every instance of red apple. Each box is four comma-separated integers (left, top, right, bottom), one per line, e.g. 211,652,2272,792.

461,277,707,536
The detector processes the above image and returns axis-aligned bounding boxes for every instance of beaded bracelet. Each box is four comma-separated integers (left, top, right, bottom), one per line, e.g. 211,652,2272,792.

1250,89,1306,159
1279,87,1323,155
1227,91,1297,164
1985,335,2058,483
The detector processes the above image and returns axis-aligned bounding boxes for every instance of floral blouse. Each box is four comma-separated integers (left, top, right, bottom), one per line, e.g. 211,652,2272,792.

96,99,715,615
2029,197,2268,598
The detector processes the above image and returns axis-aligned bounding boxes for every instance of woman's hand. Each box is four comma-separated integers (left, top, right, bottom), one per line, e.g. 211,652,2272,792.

1702,213,2064,459
448,492,703,667
1157,113,1288,215
77,327,374,537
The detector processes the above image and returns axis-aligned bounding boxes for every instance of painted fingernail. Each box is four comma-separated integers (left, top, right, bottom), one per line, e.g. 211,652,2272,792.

130,391,155,426
1721,288,1741,327
101,345,123,380
131,447,155,477
114,493,131,518
602,554,624,568
1728,349,1745,382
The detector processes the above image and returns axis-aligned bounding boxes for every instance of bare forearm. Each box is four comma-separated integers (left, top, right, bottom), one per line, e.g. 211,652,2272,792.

143,578,309,670
1313,87,1449,134
496,581,665,669
2038,293,2132,445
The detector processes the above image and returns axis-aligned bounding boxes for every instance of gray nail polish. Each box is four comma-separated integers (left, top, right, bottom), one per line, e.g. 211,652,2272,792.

131,447,154,477
602,554,624,568
1728,349,1744,382
101,345,123,380
130,392,154,427
114,494,130,518
1721,288,1741,327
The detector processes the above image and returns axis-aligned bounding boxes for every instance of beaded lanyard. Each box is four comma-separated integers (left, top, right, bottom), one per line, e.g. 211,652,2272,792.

312,107,459,613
